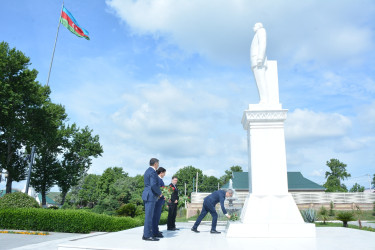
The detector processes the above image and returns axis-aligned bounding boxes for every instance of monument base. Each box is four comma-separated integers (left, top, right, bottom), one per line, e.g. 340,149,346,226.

226,194,316,238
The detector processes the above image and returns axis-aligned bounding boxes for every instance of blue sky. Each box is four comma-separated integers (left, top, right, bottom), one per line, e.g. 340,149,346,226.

1,0,375,191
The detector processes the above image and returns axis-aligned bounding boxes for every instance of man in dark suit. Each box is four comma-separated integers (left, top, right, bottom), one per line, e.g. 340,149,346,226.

142,158,162,241
152,167,166,238
167,176,179,230
191,189,233,234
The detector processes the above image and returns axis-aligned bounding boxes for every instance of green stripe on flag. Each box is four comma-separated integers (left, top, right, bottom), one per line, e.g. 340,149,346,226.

60,18,90,40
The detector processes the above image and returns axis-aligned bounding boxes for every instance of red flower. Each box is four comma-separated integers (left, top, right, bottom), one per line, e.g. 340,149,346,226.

172,187,175,190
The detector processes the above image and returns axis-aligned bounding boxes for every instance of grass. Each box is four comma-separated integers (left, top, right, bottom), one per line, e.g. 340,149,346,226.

353,210,375,221
317,210,375,222
315,222,375,232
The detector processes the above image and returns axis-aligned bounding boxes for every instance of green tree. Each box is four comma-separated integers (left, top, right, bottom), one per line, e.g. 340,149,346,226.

109,176,142,205
128,174,145,205
220,165,243,185
30,102,67,206
64,176,85,206
57,124,103,205
78,174,100,207
173,166,204,195
349,183,365,192
372,174,375,189
0,41,50,193
323,159,351,192
200,175,220,192
97,167,127,199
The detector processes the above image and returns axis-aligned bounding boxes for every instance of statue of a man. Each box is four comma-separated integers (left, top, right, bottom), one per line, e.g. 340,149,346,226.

250,23,268,104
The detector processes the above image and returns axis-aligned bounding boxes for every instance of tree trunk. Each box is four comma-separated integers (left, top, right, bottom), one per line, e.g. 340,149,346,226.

41,189,47,208
61,191,67,205
5,174,12,193
5,140,13,193
343,221,348,227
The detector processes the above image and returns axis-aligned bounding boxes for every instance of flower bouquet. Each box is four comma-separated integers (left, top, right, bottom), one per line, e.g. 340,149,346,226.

229,213,240,221
160,186,174,201
178,195,191,207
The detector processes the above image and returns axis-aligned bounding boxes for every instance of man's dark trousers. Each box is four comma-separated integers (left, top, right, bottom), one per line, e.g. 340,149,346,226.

152,177,165,236
144,200,156,237
192,200,218,231
167,203,178,229
152,198,164,235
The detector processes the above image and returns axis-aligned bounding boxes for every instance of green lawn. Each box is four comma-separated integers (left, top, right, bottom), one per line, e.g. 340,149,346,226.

354,210,375,221
317,210,375,221
315,222,375,232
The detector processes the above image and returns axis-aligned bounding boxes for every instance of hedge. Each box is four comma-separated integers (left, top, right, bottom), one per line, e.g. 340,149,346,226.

0,192,40,209
0,208,168,233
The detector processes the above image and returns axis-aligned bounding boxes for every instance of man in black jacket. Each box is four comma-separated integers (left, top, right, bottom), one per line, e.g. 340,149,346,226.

191,189,233,234
167,176,179,230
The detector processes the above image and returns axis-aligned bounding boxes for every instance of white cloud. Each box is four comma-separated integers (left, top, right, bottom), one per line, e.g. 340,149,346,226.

106,0,375,66
358,101,375,133
311,169,325,177
109,80,231,158
285,109,352,143
333,137,367,153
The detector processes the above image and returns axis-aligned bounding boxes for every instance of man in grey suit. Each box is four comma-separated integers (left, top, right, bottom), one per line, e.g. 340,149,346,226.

142,158,162,241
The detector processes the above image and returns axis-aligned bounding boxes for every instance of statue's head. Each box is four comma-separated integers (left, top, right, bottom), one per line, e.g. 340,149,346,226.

253,22,263,32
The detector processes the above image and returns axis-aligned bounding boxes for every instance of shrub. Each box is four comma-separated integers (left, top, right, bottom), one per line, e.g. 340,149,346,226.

159,211,168,225
0,192,40,209
0,208,146,233
47,206,59,210
336,211,355,227
329,201,335,216
301,208,317,223
372,202,375,216
116,203,144,218
318,206,329,224
61,203,73,210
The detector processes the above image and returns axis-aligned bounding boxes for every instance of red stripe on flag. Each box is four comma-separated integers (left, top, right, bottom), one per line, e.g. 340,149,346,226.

61,11,88,38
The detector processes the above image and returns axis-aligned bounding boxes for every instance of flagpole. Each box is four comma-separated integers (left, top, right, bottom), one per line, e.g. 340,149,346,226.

46,2,64,87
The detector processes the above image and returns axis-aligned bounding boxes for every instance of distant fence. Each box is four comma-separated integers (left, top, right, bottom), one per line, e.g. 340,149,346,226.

191,192,375,204
187,191,375,217
291,192,375,204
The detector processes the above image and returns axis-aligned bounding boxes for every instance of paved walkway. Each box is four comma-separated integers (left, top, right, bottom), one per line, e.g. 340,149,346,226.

348,221,375,228
1,222,374,250
0,231,104,250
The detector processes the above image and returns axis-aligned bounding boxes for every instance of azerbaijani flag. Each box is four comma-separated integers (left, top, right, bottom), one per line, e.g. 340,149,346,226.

60,7,89,40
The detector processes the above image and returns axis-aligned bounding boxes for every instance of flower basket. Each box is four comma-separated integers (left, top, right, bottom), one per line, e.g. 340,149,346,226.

230,213,240,221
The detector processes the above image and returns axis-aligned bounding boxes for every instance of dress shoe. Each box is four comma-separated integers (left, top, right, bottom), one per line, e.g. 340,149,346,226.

210,230,221,234
174,228,180,230
154,232,164,238
167,228,177,231
142,236,160,241
191,228,200,233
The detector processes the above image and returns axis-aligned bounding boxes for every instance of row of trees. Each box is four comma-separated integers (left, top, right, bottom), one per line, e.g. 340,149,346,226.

173,165,243,194
323,158,375,192
0,41,103,206
63,165,243,214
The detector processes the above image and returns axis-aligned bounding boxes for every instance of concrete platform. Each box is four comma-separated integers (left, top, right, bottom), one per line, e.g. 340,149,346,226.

55,222,375,250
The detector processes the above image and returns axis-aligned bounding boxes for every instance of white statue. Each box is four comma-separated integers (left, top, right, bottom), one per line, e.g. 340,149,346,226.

250,22,269,104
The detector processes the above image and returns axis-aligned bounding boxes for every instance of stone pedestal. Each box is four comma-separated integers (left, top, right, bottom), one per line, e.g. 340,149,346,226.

226,106,315,237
